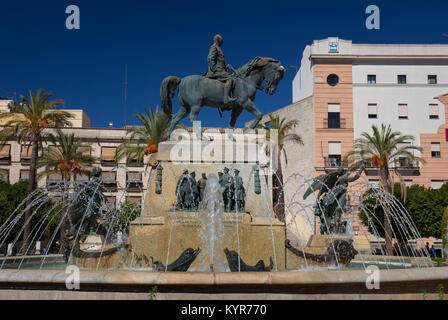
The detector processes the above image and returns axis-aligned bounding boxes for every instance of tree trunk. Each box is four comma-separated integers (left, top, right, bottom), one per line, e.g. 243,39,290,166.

273,153,285,223
379,165,394,256
22,135,39,255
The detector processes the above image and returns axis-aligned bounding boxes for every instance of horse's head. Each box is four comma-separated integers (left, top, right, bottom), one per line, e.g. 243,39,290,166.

258,58,286,95
237,57,286,95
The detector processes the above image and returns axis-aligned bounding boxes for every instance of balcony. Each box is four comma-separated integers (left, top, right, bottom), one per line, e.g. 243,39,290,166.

127,172,143,192
101,147,117,167
21,146,32,166
101,171,117,192
365,160,421,177
46,174,62,191
317,157,349,173
0,145,11,165
323,118,347,129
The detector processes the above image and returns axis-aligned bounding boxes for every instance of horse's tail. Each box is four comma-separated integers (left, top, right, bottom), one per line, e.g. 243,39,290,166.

160,76,181,120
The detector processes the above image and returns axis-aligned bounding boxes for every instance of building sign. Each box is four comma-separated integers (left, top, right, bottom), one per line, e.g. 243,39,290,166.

329,37,339,53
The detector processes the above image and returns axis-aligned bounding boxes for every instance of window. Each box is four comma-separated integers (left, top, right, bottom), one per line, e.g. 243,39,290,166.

0,170,9,183
367,75,376,84
398,104,408,119
397,142,413,167
431,143,441,158
397,75,407,84
106,196,116,209
20,170,30,181
431,180,444,190
368,104,378,119
127,172,143,192
101,147,117,166
428,75,437,84
327,104,340,128
405,180,413,187
328,142,342,167
46,173,62,191
0,144,11,164
327,74,339,87
368,179,380,187
101,171,117,191
429,104,439,119
21,145,32,165
126,196,142,205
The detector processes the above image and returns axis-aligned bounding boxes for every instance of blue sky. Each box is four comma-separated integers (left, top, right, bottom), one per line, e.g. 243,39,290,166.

0,0,447,128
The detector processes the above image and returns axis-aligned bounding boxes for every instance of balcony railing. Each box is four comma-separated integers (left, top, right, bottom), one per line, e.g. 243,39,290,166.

322,157,349,171
365,160,421,176
323,118,347,129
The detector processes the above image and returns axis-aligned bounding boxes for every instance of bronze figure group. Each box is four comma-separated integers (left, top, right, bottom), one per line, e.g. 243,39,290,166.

175,168,246,212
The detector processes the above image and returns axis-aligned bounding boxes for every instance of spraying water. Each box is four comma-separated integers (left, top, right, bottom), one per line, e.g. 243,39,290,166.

197,174,226,272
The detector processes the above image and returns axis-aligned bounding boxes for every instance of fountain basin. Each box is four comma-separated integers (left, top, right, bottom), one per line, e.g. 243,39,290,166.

0,267,447,300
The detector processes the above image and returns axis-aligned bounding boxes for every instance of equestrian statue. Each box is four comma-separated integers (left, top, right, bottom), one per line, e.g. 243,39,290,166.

160,34,286,141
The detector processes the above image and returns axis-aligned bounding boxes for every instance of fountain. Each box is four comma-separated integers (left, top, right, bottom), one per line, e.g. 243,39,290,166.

0,35,446,299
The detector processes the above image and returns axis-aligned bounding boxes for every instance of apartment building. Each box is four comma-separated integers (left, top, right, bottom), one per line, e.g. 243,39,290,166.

261,38,448,246
0,99,147,208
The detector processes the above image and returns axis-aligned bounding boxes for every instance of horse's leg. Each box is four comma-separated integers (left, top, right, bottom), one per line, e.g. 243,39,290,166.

189,105,212,141
167,106,188,139
242,100,263,132
227,107,243,142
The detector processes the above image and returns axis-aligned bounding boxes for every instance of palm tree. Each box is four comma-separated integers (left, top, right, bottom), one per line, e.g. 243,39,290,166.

258,114,303,222
344,124,424,255
117,106,178,166
0,89,72,253
37,129,95,251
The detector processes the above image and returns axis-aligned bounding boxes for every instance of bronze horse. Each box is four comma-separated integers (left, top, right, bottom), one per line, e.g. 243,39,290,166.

160,57,285,141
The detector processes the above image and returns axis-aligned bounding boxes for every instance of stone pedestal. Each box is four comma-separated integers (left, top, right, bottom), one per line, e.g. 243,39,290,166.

130,212,285,271
128,137,286,271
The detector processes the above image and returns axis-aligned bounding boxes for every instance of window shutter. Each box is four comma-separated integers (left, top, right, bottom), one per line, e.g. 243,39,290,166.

21,146,32,160
368,104,378,115
0,145,11,159
20,170,30,180
101,171,117,183
328,142,341,155
431,180,444,190
101,147,116,161
398,104,408,117
429,104,439,117
431,143,441,152
128,172,142,183
328,104,340,113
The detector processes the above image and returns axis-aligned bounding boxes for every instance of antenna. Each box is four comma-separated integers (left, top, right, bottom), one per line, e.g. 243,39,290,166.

124,64,128,128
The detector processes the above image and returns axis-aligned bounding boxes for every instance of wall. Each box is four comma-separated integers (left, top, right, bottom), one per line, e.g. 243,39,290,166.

353,62,448,156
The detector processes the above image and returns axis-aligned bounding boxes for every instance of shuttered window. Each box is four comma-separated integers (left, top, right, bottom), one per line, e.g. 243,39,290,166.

127,172,142,183
429,104,439,119
20,170,30,180
21,146,32,160
328,142,341,155
101,171,117,184
431,143,441,158
398,104,408,119
101,147,116,161
0,145,11,160
368,104,378,119
431,180,444,190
